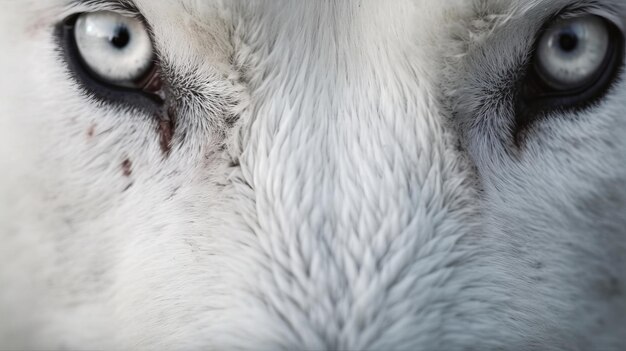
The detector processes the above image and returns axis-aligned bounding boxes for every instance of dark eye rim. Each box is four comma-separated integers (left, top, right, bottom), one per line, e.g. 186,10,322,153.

514,14,625,141
55,13,165,114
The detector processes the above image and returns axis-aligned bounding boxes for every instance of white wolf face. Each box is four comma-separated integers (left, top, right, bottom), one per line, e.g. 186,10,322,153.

1,0,625,349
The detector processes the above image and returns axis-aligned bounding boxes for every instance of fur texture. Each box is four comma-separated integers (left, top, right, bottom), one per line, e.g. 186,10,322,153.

0,0,625,349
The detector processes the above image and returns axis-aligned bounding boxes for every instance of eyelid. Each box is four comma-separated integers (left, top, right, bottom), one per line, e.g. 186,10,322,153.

55,13,165,114
512,12,625,146
556,5,623,31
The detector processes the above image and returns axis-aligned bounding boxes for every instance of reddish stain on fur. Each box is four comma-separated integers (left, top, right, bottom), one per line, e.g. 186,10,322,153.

121,159,133,177
87,124,96,139
158,106,177,155
159,120,173,154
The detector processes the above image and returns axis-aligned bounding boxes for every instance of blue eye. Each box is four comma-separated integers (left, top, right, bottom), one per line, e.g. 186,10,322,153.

58,10,165,112
535,15,610,90
74,11,155,86
515,13,624,138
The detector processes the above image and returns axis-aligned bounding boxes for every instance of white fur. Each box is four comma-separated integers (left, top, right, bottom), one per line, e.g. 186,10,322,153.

1,0,625,349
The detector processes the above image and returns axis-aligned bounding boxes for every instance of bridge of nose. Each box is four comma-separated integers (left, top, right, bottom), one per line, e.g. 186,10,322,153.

232,1,480,348
242,0,460,232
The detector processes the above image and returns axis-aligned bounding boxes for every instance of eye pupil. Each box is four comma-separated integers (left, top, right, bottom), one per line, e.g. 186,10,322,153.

110,26,130,49
558,30,578,53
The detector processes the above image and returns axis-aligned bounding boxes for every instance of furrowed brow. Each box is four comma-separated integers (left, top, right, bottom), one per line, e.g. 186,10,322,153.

509,0,624,21
67,0,139,16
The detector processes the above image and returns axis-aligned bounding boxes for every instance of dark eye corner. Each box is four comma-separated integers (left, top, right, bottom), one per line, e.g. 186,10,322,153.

55,12,166,114
513,11,625,145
